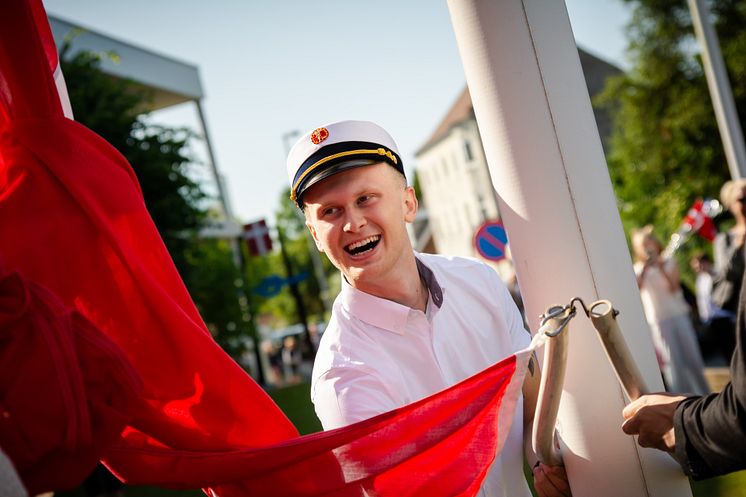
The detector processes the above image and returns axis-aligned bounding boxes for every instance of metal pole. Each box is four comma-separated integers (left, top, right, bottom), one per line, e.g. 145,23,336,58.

446,0,691,495
195,99,265,384
196,99,233,218
235,244,267,387
276,223,314,356
688,0,746,179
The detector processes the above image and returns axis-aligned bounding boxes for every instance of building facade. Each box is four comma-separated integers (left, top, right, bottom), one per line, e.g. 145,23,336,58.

414,48,620,274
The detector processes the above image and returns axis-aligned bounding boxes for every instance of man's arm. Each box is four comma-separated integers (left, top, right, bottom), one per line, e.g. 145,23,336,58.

312,367,401,430
623,276,746,479
672,329,746,479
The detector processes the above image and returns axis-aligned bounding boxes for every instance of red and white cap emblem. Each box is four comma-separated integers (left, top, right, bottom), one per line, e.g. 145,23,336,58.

310,127,329,144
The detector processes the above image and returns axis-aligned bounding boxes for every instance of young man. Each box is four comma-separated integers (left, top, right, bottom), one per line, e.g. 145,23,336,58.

286,120,570,497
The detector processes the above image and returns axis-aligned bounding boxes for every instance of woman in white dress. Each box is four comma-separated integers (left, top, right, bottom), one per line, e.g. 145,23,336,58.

632,226,710,394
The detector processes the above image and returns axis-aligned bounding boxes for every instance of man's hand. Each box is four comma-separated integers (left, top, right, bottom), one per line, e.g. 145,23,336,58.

533,463,571,497
621,393,687,452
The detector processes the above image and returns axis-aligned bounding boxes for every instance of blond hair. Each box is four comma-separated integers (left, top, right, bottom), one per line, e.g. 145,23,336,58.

720,179,746,210
631,225,662,261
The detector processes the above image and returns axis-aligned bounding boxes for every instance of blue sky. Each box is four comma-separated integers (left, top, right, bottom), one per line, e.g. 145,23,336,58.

43,0,633,225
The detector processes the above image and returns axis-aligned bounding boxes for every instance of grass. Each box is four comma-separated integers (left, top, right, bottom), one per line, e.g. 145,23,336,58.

267,381,323,435
692,470,746,497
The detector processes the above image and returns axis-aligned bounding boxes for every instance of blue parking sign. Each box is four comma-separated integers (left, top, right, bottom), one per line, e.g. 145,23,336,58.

473,220,508,262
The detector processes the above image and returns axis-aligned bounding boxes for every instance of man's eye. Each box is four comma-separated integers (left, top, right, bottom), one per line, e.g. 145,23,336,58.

322,207,338,216
358,195,371,204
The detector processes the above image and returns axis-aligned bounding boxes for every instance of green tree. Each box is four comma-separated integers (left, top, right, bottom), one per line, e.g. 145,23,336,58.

61,45,206,272
250,189,334,327
61,46,250,359
184,239,248,358
597,0,746,265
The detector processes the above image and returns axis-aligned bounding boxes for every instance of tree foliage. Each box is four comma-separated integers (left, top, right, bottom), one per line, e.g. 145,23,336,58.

246,189,335,327
61,45,206,270
597,0,746,261
61,45,248,358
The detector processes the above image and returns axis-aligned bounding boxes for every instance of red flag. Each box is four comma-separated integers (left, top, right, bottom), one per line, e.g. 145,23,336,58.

0,1,530,495
0,271,142,495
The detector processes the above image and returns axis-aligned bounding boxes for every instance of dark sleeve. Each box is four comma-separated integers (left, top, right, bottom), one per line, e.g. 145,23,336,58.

672,279,746,479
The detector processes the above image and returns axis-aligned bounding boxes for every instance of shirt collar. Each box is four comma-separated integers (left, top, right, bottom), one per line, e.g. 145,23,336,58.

339,253,444,334
415,256,444,308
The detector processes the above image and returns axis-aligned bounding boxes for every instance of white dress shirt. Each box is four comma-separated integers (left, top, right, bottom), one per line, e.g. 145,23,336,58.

311,252,532,497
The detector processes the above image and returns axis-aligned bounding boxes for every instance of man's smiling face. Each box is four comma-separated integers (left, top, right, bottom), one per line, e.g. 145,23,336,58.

303,162,417,291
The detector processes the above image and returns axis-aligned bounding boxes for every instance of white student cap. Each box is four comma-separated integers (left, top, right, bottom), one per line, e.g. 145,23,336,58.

286,120,405,208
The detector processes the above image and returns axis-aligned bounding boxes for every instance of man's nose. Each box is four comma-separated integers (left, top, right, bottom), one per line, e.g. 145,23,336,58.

343,208,366,232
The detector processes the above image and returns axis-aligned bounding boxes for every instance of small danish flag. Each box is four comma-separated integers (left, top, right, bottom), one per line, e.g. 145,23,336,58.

243,219,273,256
682,198,717,242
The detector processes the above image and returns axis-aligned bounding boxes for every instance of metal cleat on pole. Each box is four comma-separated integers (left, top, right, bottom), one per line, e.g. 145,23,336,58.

532,298,650,467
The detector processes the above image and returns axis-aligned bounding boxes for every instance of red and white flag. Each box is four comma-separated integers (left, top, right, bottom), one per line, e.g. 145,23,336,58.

665,198,721,256
0,1,533,495
26,0,74,119
682,198,718,242
243,219,273,256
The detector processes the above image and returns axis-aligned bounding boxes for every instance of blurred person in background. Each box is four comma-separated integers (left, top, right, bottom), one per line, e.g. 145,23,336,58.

710,179,746,361
691,252,733,363
633,226,709,394
282,335,302,384
691,253,717,326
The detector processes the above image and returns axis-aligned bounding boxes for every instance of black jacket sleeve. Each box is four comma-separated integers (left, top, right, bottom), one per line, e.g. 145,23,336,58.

672,281,746,479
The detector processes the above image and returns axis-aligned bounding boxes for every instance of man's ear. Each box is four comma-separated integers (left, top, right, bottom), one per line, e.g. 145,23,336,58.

403,185,418,223
306,219,324,252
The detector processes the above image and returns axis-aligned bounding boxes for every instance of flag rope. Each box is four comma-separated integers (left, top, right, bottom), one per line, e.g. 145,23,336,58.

529,297,650,467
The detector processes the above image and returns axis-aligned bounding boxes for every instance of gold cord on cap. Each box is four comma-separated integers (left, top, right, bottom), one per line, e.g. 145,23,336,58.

290,147,398,201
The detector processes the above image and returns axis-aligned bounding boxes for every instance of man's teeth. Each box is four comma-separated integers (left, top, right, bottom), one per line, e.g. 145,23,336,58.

347,236,380,251
346,235,381,254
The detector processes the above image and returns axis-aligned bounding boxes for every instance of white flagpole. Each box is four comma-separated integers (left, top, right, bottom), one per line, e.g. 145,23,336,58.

446,0,692,495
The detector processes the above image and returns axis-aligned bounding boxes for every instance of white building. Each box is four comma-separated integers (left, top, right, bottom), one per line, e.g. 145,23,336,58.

414,48,620,277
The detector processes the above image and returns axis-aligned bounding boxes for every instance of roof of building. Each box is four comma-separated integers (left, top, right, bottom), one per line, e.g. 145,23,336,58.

416,47,621,157
416,86,474,156
49,15,203,111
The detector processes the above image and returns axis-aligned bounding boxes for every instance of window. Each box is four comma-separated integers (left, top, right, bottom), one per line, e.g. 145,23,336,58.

464,140,474,162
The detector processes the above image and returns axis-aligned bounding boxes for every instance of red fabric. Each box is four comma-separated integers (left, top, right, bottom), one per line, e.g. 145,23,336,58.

0,1,525,495
0,272,142,495
682,198,717,242
107,355,521,496
27,0,58,74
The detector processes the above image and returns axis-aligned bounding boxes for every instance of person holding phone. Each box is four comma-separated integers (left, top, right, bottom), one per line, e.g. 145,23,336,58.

632,226,709,394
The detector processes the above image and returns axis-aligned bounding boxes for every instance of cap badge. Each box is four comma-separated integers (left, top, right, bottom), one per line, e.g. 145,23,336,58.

310,127,329,145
